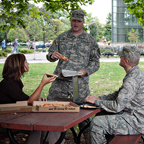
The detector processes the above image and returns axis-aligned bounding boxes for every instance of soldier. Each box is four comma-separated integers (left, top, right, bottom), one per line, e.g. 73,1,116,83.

46,9,100,143
84,46,143,144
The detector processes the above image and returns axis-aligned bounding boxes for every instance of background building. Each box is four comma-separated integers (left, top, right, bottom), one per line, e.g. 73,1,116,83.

112,0,143,43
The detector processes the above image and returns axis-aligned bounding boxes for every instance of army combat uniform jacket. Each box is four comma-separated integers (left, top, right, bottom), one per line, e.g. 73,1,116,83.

46,29,100,101
95,66,144,134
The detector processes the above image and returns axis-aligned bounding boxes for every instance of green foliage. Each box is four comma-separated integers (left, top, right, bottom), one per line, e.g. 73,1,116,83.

102,51,114,58
19,49,34,54
0,0,95,31
123,0,144,28
5,49,11,53
104,13,112,41
0,51,7,57
100,48,107,53
50,19,65,36
7,28,28,42
89,22,98,40
128,28,139,42
96,23,105,42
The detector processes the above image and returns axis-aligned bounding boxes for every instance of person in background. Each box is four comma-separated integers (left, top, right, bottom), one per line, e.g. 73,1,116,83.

0,53,59,144
1,39,5,51
46,9,100,143
84,46,143,144
11,37,19,54
28,39,33,49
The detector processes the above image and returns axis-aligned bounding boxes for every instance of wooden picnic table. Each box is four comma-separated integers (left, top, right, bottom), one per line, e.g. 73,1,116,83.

0,108,101,144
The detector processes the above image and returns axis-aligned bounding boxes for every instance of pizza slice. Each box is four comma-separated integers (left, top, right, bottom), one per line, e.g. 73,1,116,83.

60,54,69,61
46,73,58,77
41,103,73,108
41,104,53,107
84,104,96,108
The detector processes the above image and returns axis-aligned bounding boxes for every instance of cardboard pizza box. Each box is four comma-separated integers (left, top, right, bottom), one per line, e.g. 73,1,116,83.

32,101,80,112
0,101,33,114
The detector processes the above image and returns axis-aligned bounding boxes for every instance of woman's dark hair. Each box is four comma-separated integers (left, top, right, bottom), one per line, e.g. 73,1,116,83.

2,54,26,81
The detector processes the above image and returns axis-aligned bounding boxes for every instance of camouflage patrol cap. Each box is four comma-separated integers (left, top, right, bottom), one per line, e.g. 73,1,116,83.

118,46,141,60
71,9,85,21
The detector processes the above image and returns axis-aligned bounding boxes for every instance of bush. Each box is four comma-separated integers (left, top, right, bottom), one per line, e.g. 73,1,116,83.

19,49,34,54
101,51,115,58
102,51,114,56
100,48,107,53
0,50,7,57
5,49,11,53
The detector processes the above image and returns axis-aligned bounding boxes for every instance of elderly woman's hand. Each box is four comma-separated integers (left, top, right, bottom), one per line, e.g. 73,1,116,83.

84,95,100,104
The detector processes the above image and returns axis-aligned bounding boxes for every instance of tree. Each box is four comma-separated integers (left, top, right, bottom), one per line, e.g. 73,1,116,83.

7,28,28,43
128,28,139,43
0,0,95,31
123,0,144,27
97,23,105,42
89,23,98,40
104,13,112,41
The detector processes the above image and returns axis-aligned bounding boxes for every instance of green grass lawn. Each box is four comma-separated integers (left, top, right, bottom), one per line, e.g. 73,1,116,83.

1,62,144,98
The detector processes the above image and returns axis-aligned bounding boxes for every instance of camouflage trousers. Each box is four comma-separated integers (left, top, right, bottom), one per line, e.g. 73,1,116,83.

90,114,140,144
47,78,90,103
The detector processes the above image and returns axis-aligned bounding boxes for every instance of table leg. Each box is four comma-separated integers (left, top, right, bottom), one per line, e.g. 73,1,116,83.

7,129,19,144
77,122,90,144
55,132,66,144
70,127,78,143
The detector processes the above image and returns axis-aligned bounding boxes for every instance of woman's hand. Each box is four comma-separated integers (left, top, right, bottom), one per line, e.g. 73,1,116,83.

84,95,100,104
41,74,57,86
28,74,56,105
38,97,47,101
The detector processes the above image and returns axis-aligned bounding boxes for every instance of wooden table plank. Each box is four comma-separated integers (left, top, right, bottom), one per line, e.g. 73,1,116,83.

1,112,55,130
0,113,26,123
0,108,100,132
34,108,101,132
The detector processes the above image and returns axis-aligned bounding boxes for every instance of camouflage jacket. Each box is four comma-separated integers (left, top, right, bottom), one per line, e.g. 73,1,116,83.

95,66,144,134
46,29,100,80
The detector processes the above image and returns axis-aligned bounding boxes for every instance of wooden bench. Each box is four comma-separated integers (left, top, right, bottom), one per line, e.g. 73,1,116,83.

109,134,142,144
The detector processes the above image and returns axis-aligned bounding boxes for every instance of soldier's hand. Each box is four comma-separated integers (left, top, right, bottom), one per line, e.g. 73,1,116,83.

84,95,99,104
51,51,61,60
77,69,87,77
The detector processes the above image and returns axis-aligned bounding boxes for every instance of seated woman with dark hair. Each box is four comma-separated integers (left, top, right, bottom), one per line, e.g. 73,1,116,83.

0,53,59,144
0,53,56,105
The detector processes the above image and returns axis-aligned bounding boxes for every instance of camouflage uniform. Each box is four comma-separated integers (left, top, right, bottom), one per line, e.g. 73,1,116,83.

90,46,143,144
46,29,100,102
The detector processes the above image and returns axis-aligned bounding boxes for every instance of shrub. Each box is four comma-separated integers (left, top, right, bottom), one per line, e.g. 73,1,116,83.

0,50,7,57
19,49,34,54
100,48,107,53
5,49,11,53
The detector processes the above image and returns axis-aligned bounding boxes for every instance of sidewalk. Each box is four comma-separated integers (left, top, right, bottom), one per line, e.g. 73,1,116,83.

1,52,144,63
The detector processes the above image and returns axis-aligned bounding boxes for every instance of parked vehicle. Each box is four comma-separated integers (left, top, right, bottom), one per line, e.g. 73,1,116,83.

35,41,51,49
19,42,28,46
45,42,52,48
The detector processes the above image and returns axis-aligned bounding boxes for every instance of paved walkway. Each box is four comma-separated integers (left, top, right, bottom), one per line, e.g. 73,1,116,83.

1,52,144,63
